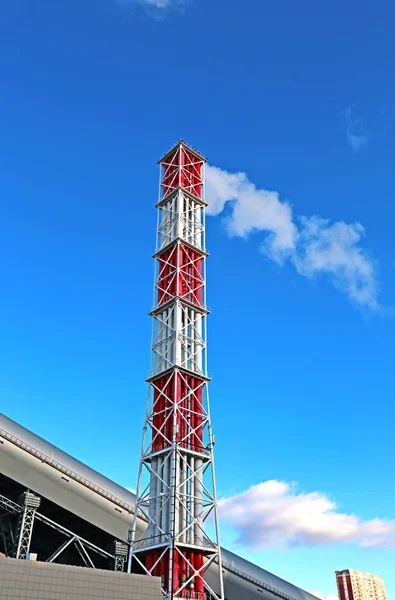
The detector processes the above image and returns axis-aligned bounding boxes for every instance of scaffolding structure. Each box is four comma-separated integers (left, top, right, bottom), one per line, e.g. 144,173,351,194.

128,141,224,600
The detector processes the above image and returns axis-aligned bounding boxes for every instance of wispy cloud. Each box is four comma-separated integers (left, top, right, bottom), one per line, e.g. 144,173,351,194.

206,165,379,310
117,0,188,12
342,104,369,152
218,480,395,551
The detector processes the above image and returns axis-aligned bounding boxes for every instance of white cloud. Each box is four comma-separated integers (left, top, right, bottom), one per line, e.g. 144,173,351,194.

312,591,337,600
205,165,379,310
293,216,378,310
342,105,369,152
205,165,297,264
218,480,395,551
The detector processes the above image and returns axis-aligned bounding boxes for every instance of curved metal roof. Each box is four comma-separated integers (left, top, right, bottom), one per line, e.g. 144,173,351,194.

0,412,134,513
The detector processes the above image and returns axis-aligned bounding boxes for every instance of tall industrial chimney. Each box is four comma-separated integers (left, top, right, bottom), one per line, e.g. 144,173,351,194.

128,141,224,600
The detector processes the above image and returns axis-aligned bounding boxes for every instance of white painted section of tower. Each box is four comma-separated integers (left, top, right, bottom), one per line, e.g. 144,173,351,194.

189,455,195,544
195,312,202,372
195,458,203,544
180,455,187,544
162,455,169,544
190,308,195,372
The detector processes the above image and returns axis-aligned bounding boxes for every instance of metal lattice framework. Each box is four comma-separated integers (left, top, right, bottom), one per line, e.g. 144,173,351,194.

113,541,129,572
128,141,224,600
14,491,41,560
0,513,15,556
0,492,117,567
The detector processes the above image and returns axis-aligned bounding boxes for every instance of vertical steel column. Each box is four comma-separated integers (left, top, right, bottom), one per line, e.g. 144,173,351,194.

14,491,40,560
129,141,224,600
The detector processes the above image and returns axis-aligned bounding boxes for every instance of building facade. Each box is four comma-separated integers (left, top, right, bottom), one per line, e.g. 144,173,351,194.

335,569,387,600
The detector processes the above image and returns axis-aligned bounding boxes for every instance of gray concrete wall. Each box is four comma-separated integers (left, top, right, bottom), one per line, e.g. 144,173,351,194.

0,557,162,600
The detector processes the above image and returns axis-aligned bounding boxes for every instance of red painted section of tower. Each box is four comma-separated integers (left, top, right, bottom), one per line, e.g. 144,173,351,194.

157,244,204,307
151,373,205,453
161,142,204,199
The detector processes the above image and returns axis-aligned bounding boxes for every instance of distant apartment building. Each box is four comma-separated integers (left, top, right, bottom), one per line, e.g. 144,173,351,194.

335,569,387,600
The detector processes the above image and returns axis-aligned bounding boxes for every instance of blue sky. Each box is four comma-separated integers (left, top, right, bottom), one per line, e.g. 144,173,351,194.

1,0,395,598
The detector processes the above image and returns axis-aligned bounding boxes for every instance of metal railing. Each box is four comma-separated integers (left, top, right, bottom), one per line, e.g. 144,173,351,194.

222,561,297,600
149,441,210,456
175,592,208,599
133,534,215,552
0,427,135,515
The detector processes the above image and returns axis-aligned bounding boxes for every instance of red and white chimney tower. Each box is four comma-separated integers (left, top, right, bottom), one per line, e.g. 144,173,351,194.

128,141,224,600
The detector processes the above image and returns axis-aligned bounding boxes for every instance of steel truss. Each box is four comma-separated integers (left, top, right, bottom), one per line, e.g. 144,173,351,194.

14,491,41,559
159,143,205,200
129,141,224,600
111,541,129,572
151,301,206,377
0,513,15,557
0,492,117,568
156,189,206,252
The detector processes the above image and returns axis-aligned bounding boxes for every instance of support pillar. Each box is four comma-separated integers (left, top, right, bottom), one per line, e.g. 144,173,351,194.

112,541,128,572
14,491,41,560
